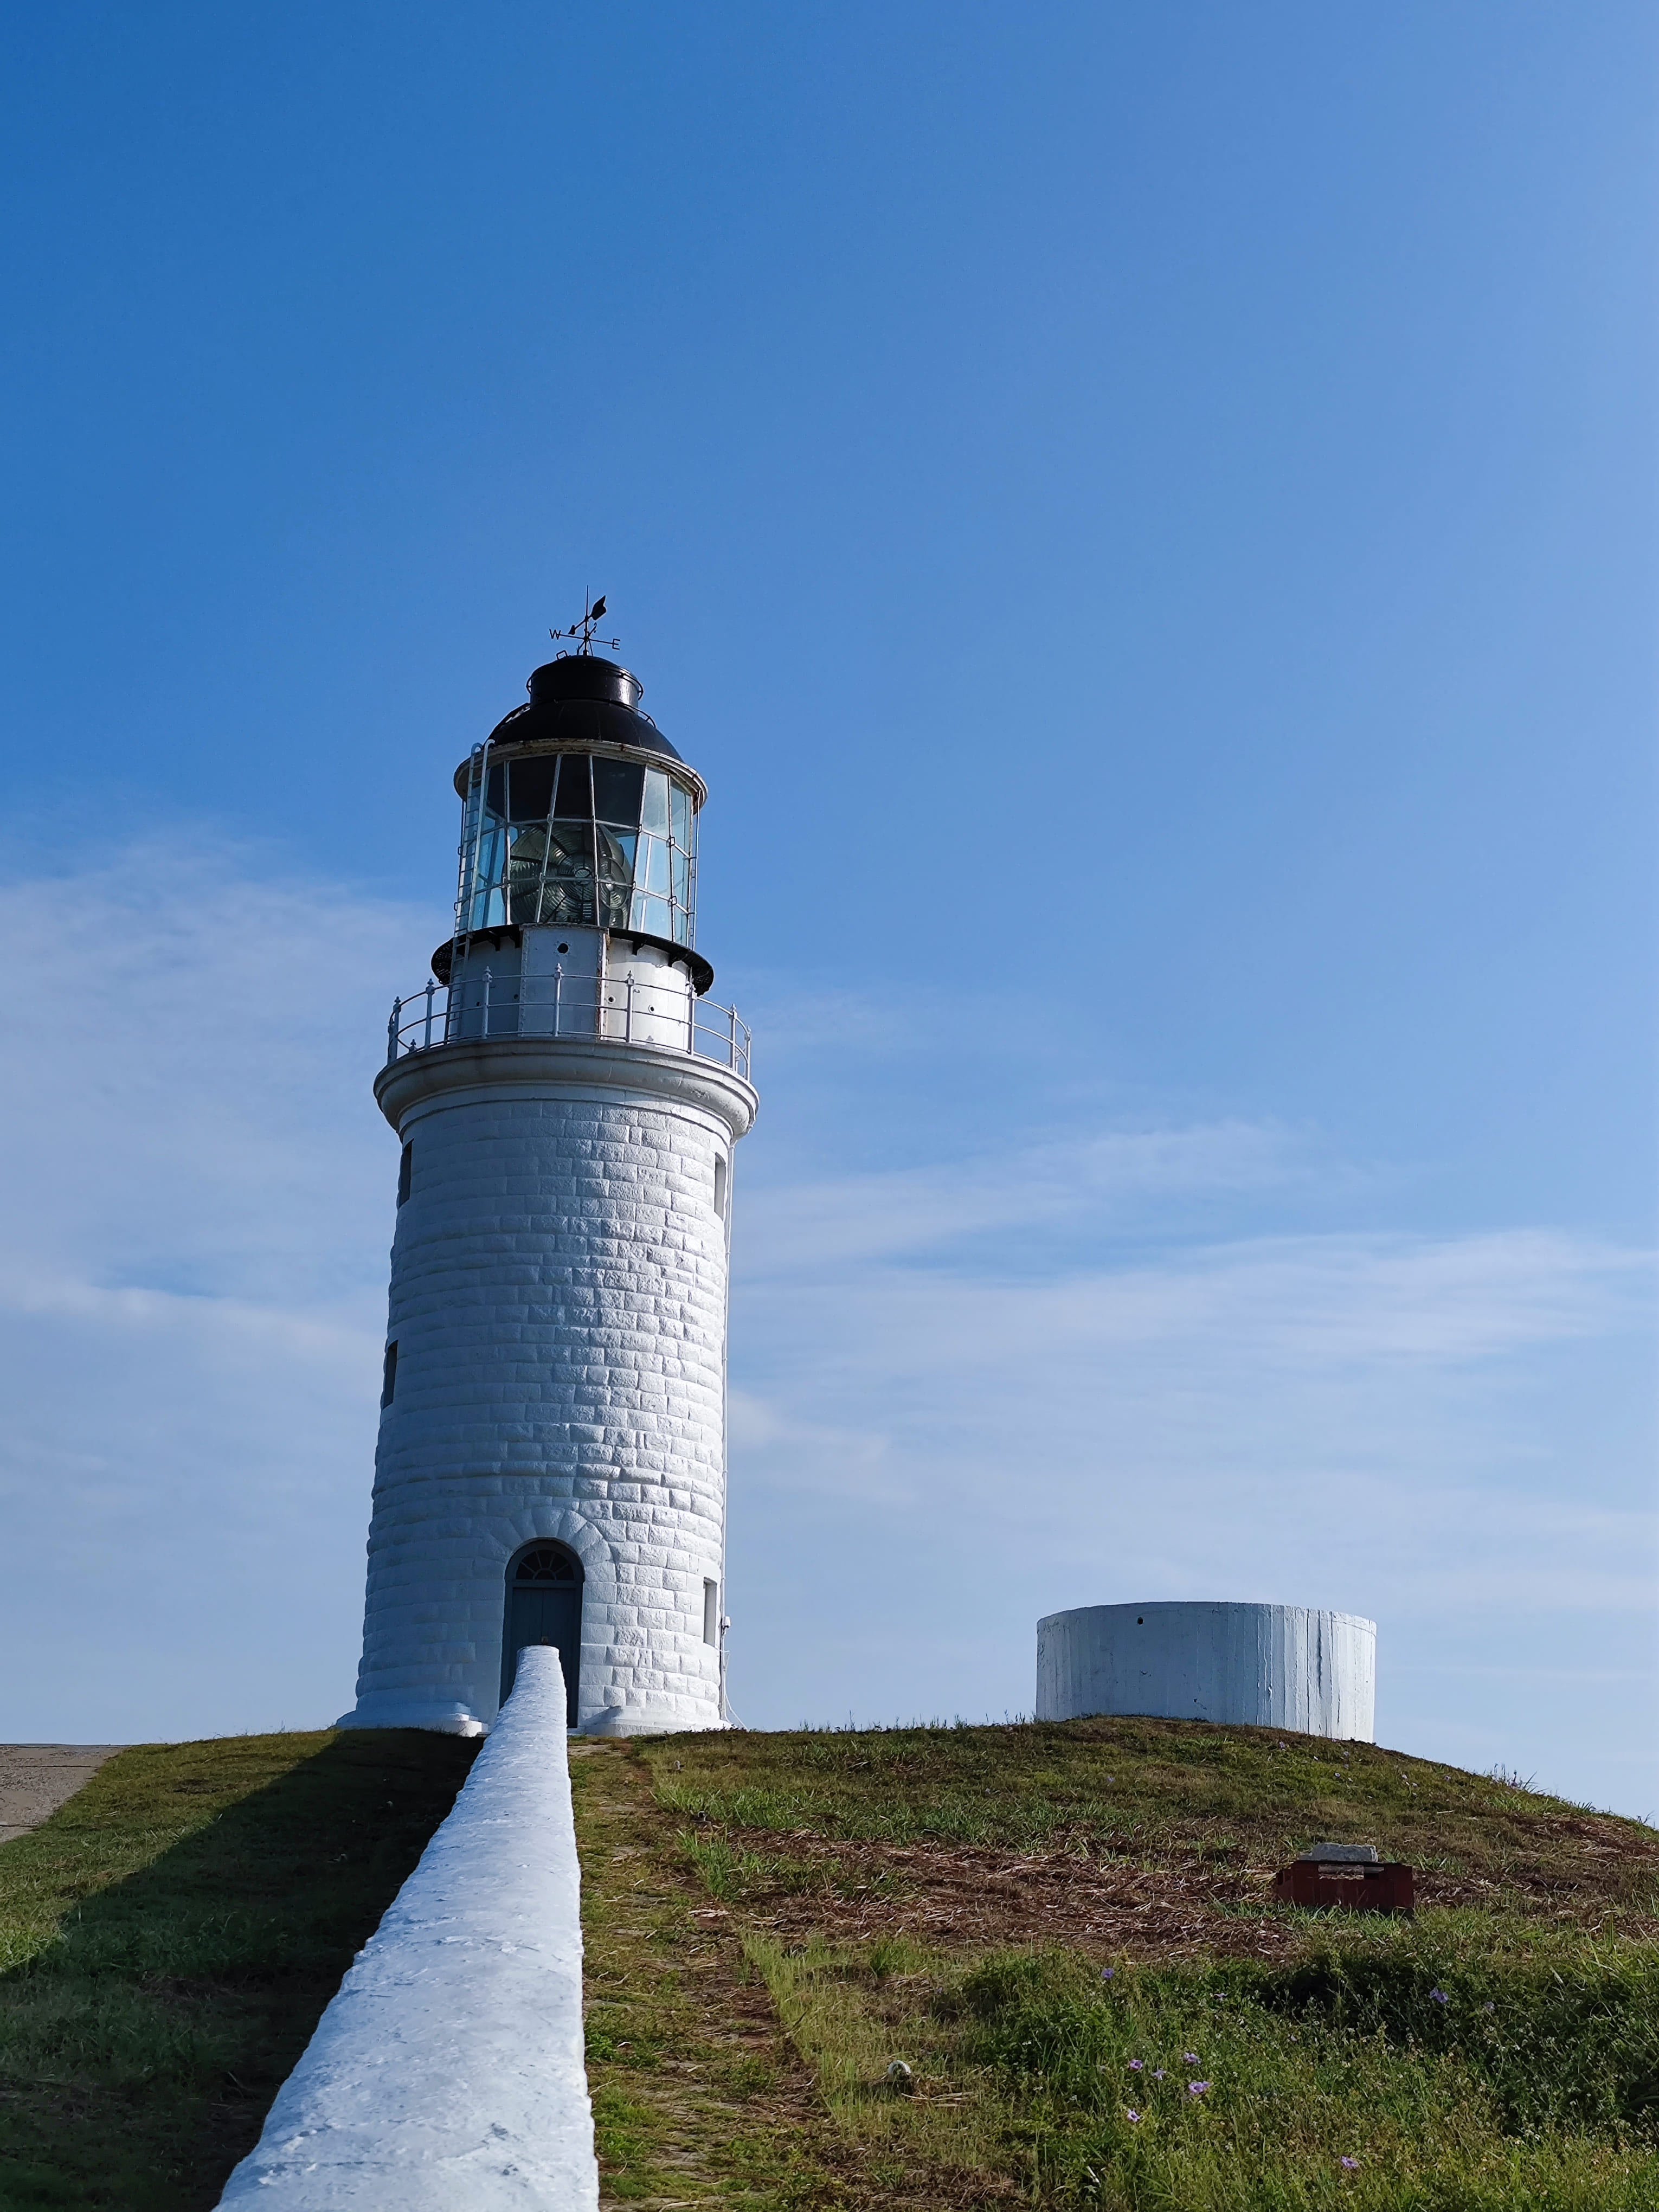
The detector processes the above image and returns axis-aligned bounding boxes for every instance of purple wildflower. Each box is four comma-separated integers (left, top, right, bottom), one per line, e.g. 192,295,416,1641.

1128,2059,1143,2070
1151,2069,1166,2081
1341,2156,1359,2170
1182,2052,1200,2063
1429,1989,1450,2007
1101,1968,1115,1980
1126,2108,1141,2124
1188,2081,1211,2097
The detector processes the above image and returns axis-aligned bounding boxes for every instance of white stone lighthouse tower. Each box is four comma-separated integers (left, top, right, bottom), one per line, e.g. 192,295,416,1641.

338,634,756,1737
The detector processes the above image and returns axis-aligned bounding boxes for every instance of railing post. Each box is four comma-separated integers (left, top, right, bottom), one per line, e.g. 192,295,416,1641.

483,967,492,1039
554,962,563,1038
423,978,435,1050
387,998,401,1066
624,977,633,1044
728,1004,737,1070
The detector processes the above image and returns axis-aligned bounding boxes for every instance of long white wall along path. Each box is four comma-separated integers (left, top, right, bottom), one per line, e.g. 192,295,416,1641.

1036,1602,1377,1741
218,1648,597,2210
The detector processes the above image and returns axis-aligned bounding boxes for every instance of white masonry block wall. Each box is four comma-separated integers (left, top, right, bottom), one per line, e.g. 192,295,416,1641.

341,1034,757,1738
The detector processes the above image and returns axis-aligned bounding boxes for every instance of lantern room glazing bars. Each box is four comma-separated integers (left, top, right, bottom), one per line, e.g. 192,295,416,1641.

456,747,698,945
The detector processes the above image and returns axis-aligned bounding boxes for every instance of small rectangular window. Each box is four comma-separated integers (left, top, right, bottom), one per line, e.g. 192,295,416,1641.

703,1579,719,1646
396,1143,413,1206
381,1341,398,1408
713,1156,728,1221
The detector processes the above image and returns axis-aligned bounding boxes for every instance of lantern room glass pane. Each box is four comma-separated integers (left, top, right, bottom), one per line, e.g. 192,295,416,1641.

669,783,691,847
506,824,549,921
641,769,671,835
631,892,672,937
598,827,638,874
595,826,634,928
552,754,592,817
468,813,509,929
509,755,557,823
541,821,596,924
635,834,668,893
592,758,645,827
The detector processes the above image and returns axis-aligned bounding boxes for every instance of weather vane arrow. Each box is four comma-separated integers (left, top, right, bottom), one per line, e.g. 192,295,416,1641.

550,591,621,655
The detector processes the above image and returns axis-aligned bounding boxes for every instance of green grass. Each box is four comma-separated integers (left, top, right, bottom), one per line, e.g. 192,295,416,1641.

571,1741,1013,2208
636,1718,1659,2209
7,1714,1654,2207
0,1729,475,2212
949,1944,1659,2208
651,1718,1659,1914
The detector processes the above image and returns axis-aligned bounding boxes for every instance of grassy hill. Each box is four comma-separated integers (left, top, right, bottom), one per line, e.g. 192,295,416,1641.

577,1718,1659,2211
0,1730,475,2211
0,1718,1654,2209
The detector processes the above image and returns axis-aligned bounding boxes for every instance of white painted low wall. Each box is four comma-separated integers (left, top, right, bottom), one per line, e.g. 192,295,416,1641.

218,1646,597,2209
1036,1601,1375,1741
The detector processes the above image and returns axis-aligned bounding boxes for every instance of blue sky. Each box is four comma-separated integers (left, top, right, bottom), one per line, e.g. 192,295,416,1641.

1,4,1654,1812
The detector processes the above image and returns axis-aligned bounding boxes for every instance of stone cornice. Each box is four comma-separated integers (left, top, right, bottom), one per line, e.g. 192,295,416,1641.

374,1036,758,1139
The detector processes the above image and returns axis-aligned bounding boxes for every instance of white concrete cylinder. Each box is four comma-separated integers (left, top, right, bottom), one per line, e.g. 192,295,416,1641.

1036,1602,1375,1741
339,1031,755,1738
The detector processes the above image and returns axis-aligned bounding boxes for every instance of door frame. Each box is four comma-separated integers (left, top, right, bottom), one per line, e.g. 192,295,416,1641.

501,1539,585,1719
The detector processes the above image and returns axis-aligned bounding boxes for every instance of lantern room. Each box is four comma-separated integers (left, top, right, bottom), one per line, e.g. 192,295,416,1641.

455,653,700,949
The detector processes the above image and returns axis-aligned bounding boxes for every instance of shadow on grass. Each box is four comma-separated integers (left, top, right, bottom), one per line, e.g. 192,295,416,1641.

0,1727,477,2212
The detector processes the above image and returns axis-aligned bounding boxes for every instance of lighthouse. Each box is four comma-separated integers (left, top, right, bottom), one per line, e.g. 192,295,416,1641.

338,627,757,1738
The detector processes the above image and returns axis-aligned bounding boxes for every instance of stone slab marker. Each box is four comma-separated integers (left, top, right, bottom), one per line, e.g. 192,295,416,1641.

217,1648,596,2208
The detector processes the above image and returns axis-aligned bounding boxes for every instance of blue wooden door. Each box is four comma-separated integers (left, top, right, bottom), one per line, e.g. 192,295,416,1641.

501,1546,583,1722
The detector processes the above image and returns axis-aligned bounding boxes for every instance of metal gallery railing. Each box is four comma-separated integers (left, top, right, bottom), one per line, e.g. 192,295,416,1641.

385,968,751,1080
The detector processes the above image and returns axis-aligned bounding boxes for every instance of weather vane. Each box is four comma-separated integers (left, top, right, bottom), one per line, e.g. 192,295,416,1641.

550,591,621,656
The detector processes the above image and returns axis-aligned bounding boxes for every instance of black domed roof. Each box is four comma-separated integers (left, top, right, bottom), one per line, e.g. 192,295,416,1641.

485,654,681,762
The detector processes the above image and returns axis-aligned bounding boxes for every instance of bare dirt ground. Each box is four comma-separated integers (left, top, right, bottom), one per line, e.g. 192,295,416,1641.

0,1745,124,1844
711,1825,1659,1966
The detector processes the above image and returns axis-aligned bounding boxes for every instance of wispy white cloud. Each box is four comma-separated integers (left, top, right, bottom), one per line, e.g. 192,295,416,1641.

737,1121,1324,1272
726,1057,1657,1805
0,838,429,1738
0,837,1650,1814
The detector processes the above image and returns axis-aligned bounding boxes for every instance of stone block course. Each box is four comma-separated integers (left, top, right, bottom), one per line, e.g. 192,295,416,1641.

342,1039,751,1737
